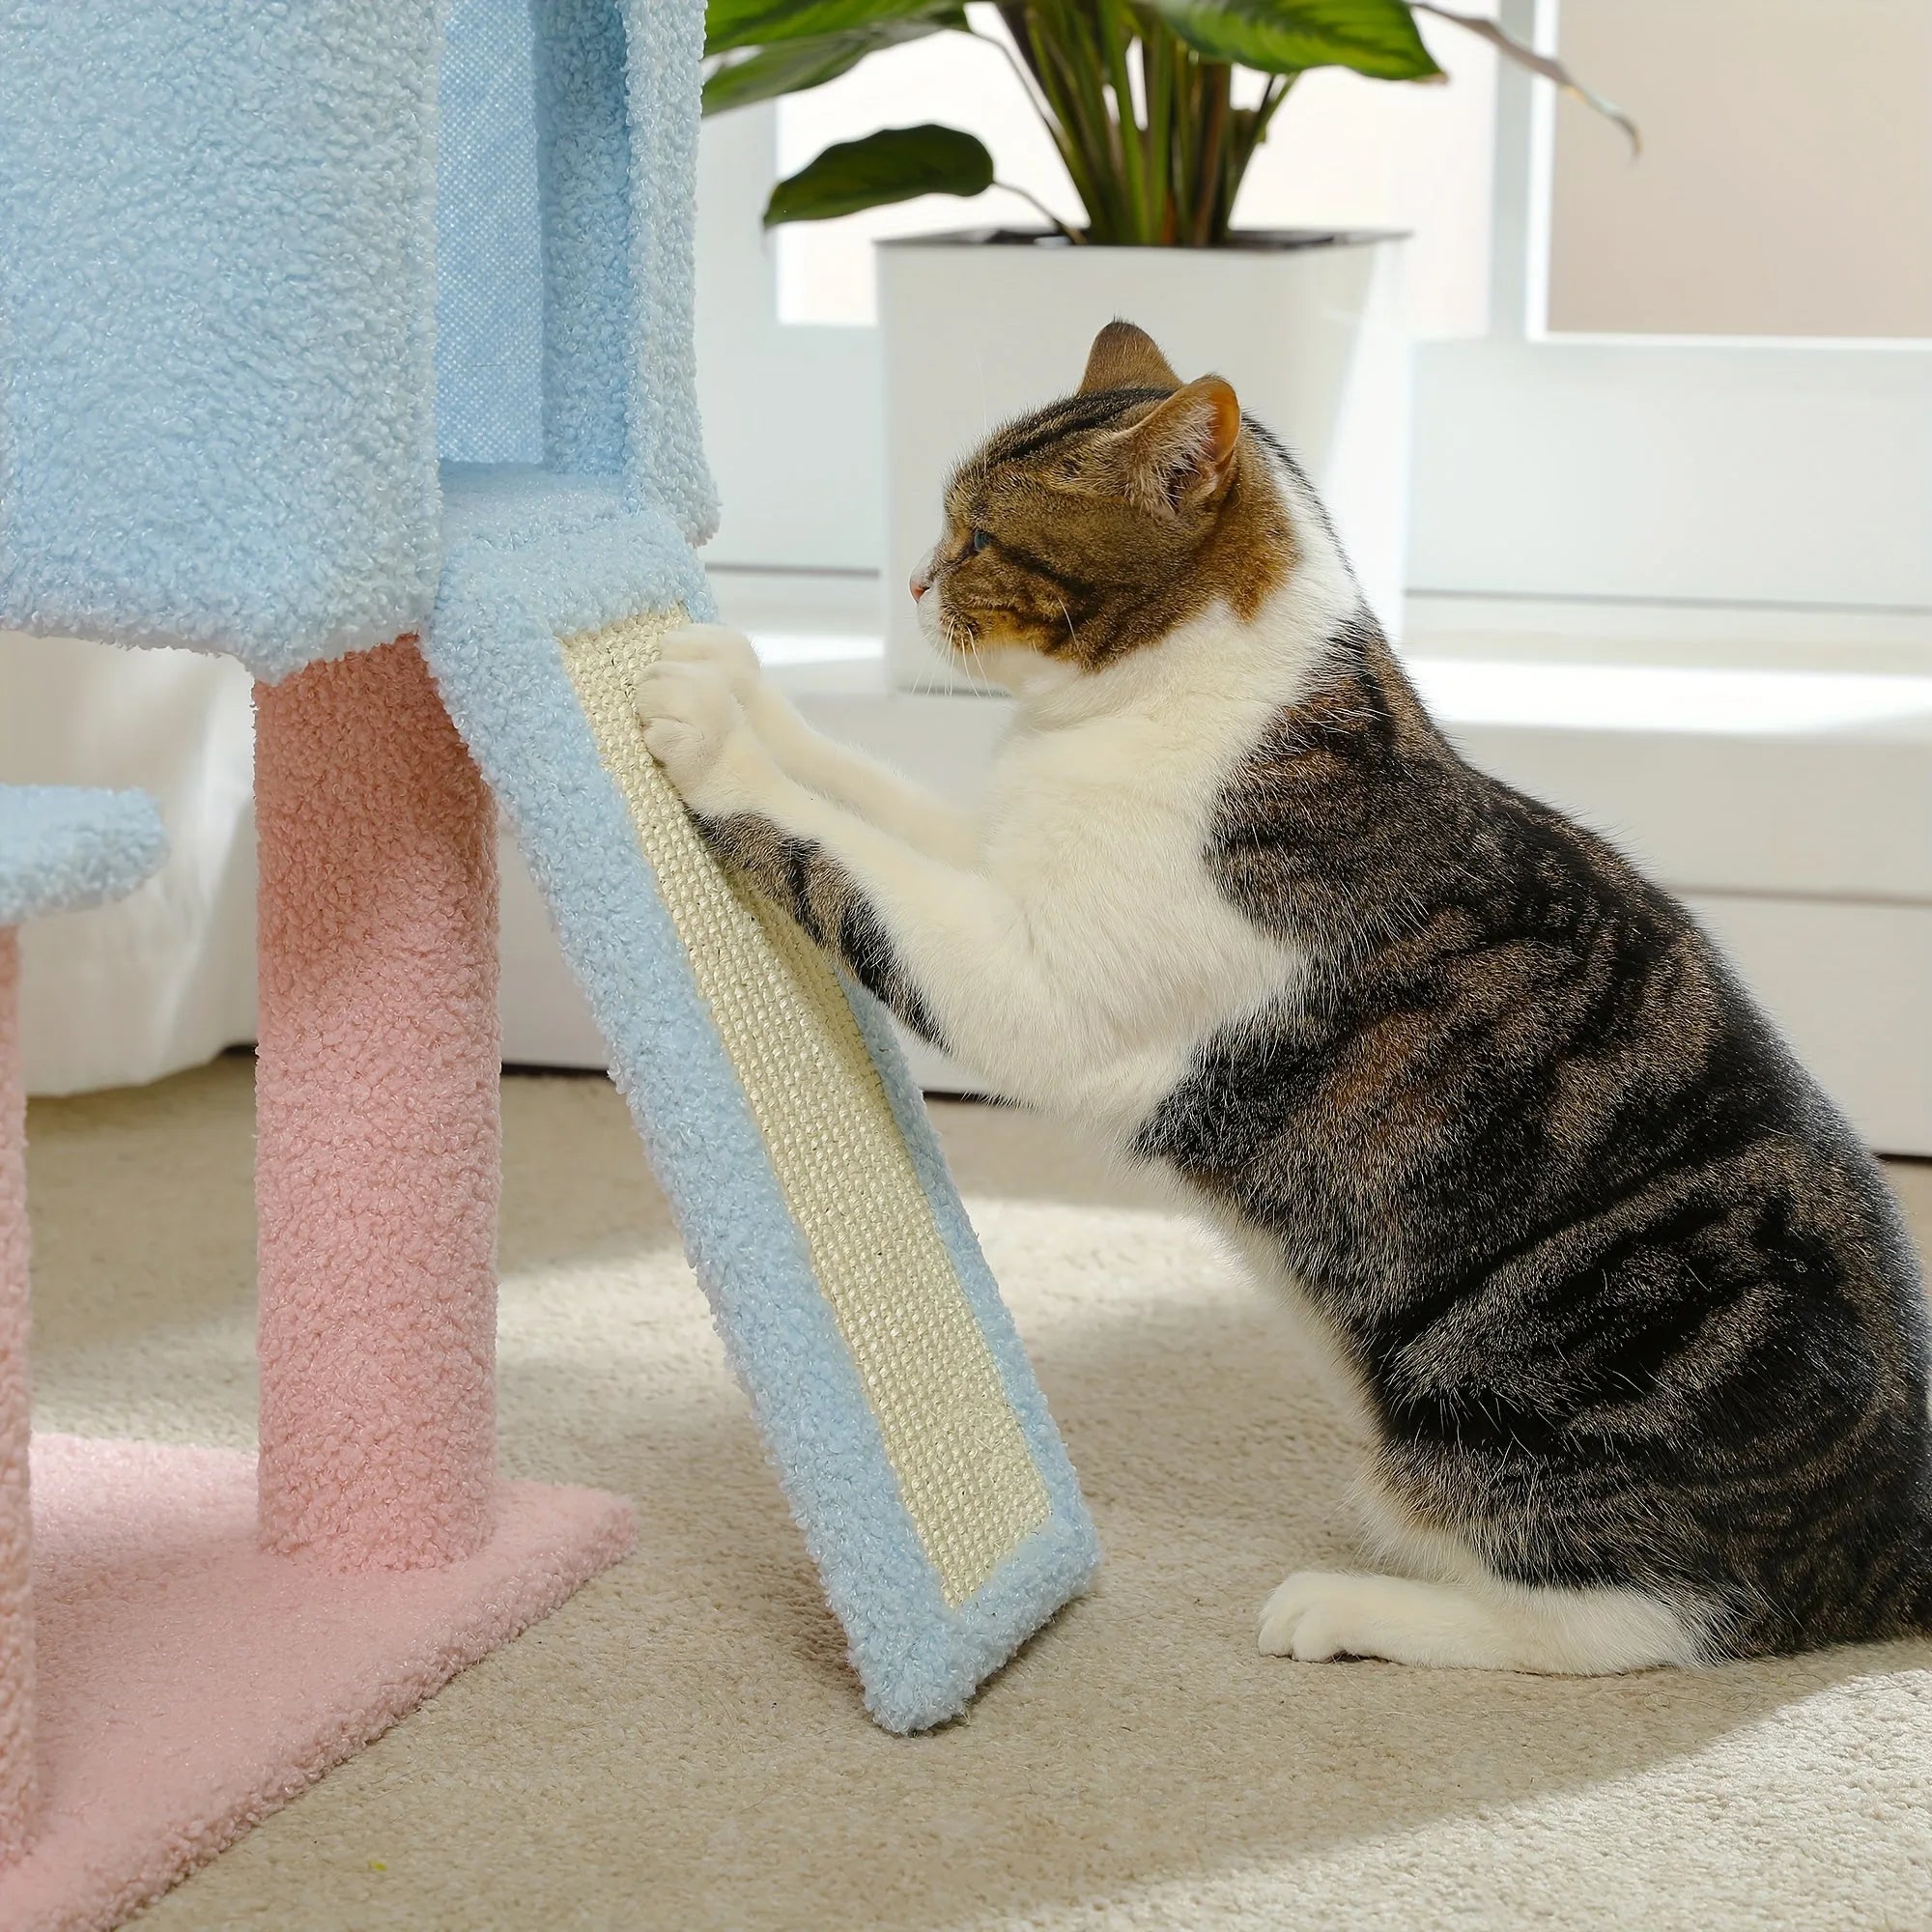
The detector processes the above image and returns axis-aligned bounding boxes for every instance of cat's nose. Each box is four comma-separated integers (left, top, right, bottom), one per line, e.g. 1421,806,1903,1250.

909,569,930,603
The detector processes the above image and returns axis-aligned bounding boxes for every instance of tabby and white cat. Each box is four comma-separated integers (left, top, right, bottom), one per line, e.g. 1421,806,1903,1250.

634,321,1932,1674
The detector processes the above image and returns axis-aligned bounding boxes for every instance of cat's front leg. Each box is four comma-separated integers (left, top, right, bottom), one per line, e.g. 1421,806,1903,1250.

657,623,978,867
634,660,1067,1095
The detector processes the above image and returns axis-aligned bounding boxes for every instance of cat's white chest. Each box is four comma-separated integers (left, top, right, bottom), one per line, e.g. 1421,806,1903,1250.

976,698,1307,1134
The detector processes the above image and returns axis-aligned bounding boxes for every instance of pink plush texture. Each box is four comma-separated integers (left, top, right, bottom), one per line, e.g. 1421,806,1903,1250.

0,1435,634,1932
0,930,37,1864
254,639,503,1569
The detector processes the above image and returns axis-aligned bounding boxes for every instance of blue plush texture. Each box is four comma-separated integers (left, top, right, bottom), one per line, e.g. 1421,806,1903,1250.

533,0,634,476
437,0,547,466
423,471,1097,1732
0,1,444,679
0,785,167,928
620,0,719,543
3,0,718,677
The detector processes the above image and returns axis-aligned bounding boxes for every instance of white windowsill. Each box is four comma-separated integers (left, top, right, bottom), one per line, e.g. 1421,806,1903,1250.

708,568,1932,748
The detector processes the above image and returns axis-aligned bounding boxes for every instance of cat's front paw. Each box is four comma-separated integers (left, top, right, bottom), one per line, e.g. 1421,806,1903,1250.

633,660,775,817
660,622,764,707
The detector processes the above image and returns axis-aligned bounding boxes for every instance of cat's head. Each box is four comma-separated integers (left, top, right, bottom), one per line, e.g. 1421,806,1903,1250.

911,321,1304,685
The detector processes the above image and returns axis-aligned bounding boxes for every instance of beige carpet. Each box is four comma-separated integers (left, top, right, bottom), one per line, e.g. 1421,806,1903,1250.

21,1057,1932,1931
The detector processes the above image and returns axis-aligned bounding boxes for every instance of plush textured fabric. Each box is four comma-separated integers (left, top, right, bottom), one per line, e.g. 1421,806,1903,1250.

0,1435,634,1932
0,788,167,930
0,2,443,677
0,786,164,1861
254,640,502,1572
439,0,721,531
2,0,717,677
534,0,634,476
0,931,32,1863
436,0,546,467
618,0,718,544
422,473,1097,1731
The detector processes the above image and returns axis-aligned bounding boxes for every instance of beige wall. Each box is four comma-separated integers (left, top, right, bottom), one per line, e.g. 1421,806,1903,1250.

1548,0,1932,339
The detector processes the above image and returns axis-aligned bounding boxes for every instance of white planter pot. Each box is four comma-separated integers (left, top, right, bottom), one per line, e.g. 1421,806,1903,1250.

877,229,1412,690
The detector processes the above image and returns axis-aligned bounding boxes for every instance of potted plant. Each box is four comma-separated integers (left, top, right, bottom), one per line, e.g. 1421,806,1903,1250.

703,1,1629,672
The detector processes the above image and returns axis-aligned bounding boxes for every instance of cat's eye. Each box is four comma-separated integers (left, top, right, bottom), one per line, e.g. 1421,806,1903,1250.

968,528,991,554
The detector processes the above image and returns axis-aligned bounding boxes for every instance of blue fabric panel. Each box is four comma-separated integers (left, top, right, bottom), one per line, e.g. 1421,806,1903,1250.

534,0,633,475
0,1,442,680
437,0,547,466
619,0,720,541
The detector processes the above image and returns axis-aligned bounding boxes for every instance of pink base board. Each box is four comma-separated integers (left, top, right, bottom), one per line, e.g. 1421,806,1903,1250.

0,1434,636,1932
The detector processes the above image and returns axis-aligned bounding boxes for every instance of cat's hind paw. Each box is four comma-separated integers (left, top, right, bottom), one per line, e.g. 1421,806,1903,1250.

1258,1571,1371,1662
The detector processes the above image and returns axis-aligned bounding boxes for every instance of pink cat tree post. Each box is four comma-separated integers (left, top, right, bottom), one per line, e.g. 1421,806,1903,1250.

0,762,633,1932
1,928,36,1865
255,639,500,1570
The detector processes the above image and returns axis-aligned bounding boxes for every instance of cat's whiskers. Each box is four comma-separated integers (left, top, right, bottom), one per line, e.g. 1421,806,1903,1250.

948,609,996,689
1054,597,1079,652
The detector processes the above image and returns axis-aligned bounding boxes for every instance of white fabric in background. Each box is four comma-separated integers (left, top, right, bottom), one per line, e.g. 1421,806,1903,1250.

2,634,259,1095
0,615,921,1097
0,632,618,1095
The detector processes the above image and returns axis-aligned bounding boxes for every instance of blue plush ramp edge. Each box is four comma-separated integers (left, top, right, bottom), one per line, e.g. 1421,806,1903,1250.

0,785,167,928
424,475,1097,1731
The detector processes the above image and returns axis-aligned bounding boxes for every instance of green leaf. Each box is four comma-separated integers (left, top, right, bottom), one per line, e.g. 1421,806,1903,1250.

1149,0,1443,80
706,0,957,57
763,124,995,226
703,14,963,115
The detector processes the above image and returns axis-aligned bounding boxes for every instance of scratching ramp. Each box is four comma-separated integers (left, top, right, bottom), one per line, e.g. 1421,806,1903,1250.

563,617,1054,1608
427,560,1097,1733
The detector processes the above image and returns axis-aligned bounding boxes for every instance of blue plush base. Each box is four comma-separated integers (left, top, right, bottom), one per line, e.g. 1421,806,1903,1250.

423,469,1097,1732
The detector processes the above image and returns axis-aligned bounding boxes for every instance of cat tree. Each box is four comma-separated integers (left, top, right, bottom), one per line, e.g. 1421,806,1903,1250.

0,2,1094,1923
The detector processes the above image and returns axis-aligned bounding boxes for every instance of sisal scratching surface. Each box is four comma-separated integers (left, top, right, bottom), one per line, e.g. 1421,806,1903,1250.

560,611,1049,1605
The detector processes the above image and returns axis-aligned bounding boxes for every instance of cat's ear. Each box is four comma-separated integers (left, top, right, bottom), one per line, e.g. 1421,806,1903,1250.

1079,320,1181,395
1114,376,1242,513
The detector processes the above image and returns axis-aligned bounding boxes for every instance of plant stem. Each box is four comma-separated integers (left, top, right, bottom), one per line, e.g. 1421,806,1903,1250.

1253,70,1293,143
994,179,1085,242
1047,0,1128,238
1096,0,1148,242
1009,6,1113,238
1026,4,1116,236
1219,71,1293,239
1169,43,1196,242
968,7,1291,249
1140,7,1173,244
1191,61,1229,245
971,21,1053,129
971,19,1095,231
